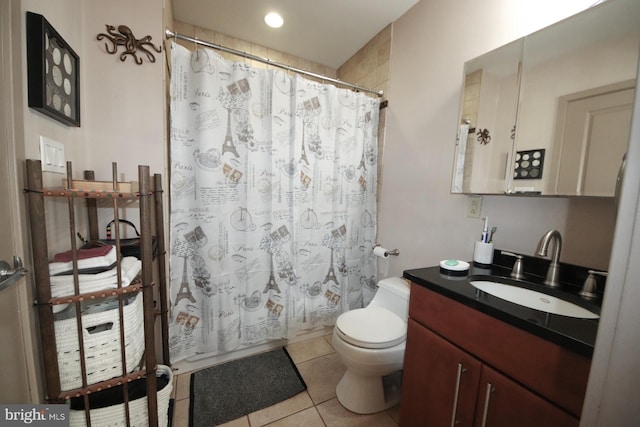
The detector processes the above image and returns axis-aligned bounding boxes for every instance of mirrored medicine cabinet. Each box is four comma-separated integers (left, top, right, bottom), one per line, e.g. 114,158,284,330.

452,0,640,196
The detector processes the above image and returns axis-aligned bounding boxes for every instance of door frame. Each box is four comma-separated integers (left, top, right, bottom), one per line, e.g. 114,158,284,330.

0,0,42,403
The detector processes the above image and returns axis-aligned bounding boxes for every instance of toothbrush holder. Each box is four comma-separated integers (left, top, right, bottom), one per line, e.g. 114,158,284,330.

473,241,494,267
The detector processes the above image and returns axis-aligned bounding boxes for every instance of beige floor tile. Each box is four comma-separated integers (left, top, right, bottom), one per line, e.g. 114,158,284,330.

316,398,397,427
248,391,314,426
176,334,395,427
174,373,191,401
286,336,334,364
388,404,401,423
322,333,334,350
296,352,346,405
263,407,326,427
172,397,191,427
218,416,250,427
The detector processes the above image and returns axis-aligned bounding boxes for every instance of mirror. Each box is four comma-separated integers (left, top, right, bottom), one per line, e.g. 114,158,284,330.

452,39,523,194
453,0,640,196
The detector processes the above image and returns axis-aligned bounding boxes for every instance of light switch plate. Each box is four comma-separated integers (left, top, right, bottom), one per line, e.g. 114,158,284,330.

39,136,66,174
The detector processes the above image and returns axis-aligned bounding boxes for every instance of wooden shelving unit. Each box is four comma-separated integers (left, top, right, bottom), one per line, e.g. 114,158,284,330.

25,159,169,426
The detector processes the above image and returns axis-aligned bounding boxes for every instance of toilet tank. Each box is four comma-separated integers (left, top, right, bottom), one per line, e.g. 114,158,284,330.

368,277,410,319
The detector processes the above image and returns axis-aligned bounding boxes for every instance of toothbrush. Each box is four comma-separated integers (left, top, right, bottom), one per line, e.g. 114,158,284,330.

489,226,497,243
481,216,489,243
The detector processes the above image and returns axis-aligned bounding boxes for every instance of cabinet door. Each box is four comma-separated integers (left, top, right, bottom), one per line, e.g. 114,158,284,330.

400,319,482,427
475,364,578,427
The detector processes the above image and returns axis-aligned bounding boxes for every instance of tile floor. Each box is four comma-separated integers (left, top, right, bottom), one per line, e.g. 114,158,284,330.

170,334,400,426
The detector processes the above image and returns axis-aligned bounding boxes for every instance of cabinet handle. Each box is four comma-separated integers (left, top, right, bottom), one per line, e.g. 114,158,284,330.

479,383,495,427
450,363,467,427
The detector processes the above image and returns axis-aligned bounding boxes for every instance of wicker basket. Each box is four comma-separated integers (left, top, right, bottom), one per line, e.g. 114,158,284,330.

69,364,173,427
54,292,145,391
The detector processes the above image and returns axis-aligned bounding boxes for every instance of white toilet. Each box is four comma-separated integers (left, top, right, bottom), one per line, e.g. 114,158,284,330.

332,277,410,414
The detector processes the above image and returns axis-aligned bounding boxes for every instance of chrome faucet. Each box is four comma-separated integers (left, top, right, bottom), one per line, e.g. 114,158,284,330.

535,229,562,287
501,251,525,279
580,270,608,300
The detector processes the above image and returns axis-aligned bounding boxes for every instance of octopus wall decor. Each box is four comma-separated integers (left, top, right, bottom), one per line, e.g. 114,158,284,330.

97,24,162,65
476,128,492,145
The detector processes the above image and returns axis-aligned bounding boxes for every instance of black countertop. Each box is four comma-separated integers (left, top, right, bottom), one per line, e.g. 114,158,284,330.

403,262,601,357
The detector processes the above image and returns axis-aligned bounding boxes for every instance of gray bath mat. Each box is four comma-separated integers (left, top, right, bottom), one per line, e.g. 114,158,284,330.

189,347,307,426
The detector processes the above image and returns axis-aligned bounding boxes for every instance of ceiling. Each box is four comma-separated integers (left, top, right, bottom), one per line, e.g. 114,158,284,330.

172,0,420,69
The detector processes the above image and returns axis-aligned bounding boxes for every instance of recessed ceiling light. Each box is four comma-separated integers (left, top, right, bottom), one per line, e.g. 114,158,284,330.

264,12,284,28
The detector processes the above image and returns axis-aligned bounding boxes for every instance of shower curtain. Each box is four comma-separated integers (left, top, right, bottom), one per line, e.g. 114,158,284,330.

168,41,380,362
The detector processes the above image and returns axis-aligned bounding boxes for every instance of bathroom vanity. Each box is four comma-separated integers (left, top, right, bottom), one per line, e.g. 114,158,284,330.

399,261,599,426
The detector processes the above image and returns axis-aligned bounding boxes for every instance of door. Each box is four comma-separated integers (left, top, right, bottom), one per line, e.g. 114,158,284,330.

554,82,634,196
0,0,39,403
475,364,578,427
399,319,482,427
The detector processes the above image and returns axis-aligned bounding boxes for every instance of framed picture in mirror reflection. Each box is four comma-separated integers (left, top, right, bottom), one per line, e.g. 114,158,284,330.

514,149,545,180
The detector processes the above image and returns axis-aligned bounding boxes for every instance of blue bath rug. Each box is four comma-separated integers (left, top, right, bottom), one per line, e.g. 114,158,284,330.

189,347,307,426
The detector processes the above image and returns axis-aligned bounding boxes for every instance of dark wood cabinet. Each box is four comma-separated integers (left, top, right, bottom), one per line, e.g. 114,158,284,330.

401,318,481,426
475,364,577,427
399,282,588,427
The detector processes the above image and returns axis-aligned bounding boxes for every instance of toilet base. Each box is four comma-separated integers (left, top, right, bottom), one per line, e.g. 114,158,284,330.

336,369,402,414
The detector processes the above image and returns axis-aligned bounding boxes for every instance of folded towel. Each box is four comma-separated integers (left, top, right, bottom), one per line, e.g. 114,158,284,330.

50,256,142,298
53,245,113,262
49,246,118,276
50,256,123,285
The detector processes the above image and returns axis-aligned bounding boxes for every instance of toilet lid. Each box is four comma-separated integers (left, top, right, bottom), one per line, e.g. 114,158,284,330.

336,307,406,349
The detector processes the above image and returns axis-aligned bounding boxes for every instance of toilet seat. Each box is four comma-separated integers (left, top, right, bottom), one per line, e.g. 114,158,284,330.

336,307,406,349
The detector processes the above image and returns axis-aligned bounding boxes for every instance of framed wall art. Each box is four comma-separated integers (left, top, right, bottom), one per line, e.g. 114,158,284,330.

26,12,80,127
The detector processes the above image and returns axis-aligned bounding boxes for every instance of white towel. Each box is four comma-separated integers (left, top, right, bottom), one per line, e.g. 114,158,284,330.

48,246,118,276
50,256,142,298
453,124,469,193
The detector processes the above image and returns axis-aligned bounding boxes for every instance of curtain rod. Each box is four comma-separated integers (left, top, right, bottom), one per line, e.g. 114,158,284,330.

165,28,384,98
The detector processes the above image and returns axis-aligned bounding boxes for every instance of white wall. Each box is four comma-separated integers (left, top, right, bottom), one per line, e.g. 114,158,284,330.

378,0,614,275
81,1,166,180
22,0,87,167
21,0,167,255
22,0,166,177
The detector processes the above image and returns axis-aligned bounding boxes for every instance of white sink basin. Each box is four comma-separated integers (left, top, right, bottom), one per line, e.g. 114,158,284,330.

470,280,599,319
